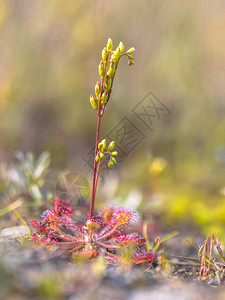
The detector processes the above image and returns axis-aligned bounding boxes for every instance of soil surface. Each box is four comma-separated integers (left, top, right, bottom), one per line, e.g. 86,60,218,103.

0,239,224,300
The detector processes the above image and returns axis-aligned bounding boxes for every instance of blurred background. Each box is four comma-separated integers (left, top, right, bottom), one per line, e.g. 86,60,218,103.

0,0,225,236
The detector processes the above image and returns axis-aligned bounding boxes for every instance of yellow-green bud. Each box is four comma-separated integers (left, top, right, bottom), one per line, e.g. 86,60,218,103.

126,47,135,54
115,46,121,57
105,75,111,91
119,42,124,54
112,51,120,62
128,60,134,66
99,61,104,77
107,38,113,51
108,62,115,78
101,90,108,106
102,139,106,151
111,53,116,61
100,152,105,159
102,47,108,61
128,55,134,60
90,94,98,110
111,151,118,156
95,154,99,162
95,81,101,98
111,157,117,164
108,141,115,151
108,161,113,167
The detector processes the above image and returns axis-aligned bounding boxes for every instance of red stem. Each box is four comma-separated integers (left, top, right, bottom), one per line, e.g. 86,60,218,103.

90,56,109,218
94,157,102,195
90,112,102,218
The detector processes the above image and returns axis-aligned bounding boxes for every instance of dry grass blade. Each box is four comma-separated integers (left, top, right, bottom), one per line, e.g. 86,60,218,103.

0,198,24,217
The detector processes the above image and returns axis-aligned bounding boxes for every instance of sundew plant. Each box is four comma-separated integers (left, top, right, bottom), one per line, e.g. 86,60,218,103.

31,39,157,267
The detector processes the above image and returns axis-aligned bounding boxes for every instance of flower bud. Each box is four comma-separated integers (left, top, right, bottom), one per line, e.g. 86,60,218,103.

102,139,106,151
111,151,118,156
101,90,108,106
95,154,99,162
128,55,134,60
95,81,101,98
108,62,115,77
111,53,116,61
107,38,113,51
126,47,135,54
155,237,160,243
112,50,120,62
111,157,117,164
105,75,111,91
98,139,106,151
108,141,115,151
211,233,216,245
99,61,104,77
100,152,105,159
108,160,113,167
102,47,108,61
115,46,121,57
128,60,134,66
90,94,98,110
119,42,124,54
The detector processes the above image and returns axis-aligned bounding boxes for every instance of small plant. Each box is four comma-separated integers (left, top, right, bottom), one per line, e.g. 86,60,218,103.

196,234,225,281
32,197,157,265
0,152,52,231
174,234,225,284
31,39,157,267
0,151,51,205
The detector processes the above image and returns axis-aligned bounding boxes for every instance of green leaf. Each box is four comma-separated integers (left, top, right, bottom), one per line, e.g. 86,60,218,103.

160,231,179,244
153,231,179,251
29,184,42,203
13,210,31,237
172,256,201,265
34,152,50,179
15,151,33,174
143,221,151,250
186,240,199,251
0,199,24,217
